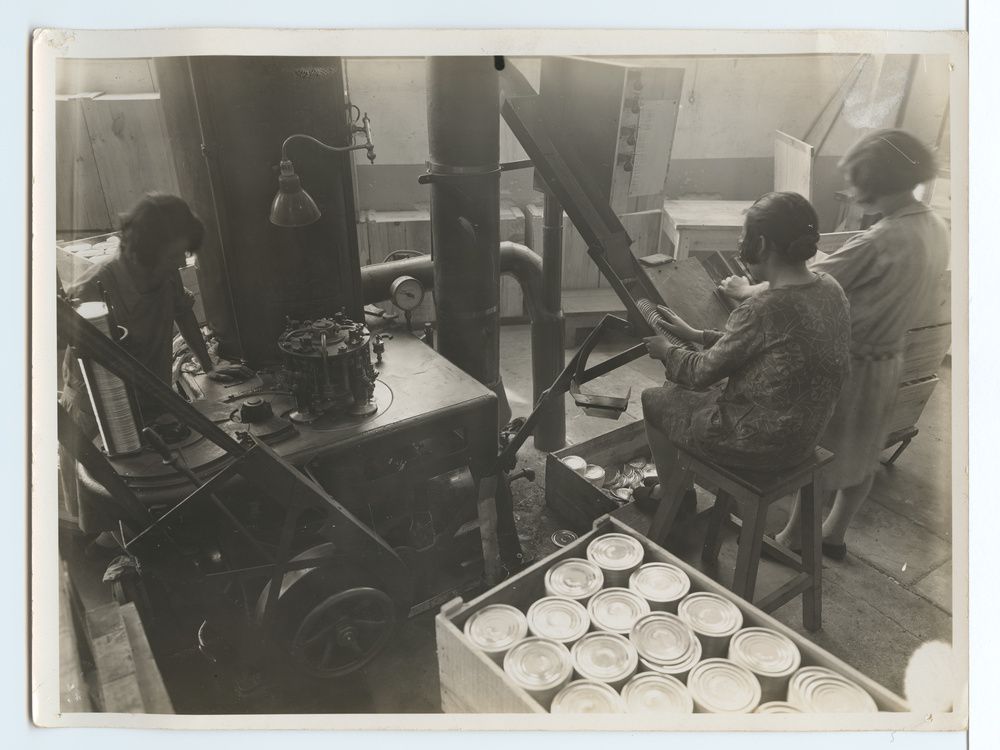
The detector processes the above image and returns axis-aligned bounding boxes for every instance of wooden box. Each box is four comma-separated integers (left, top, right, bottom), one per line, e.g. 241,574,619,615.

436,515,909,714
886,376,939,436
660,200,754,260
901,324,952,383
545,420,650,533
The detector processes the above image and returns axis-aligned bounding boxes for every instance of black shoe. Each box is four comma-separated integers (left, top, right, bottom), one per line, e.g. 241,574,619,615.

821,541,848,561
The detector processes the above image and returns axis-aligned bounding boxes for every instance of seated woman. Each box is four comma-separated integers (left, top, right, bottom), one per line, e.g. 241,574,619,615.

638,191,851,513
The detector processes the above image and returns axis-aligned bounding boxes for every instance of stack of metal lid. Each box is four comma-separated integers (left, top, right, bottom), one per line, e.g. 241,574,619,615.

463,604,528,664
687,658,763,714
728,627,802,702
527,597,591,646
588,588,651,635
544,558,605,603
503,637,574,710
586,533,645,587
571,632,639,690
630,612,702,682
787,666,879,713
629,562,691,612
754,701,803,714
551,679,626,713
621,673,694,714
677,592,744,658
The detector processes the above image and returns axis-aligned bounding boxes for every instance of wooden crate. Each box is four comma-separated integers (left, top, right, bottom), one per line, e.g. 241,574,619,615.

436,515,909,714
901,324,951,383
660,200,754,260
886,376,939,436
545,419,649,532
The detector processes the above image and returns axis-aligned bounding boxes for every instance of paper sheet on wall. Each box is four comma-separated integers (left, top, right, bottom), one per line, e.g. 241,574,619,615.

628,99,673,198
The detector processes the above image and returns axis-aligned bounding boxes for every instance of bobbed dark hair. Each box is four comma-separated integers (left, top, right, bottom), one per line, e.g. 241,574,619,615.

741,191,820,264
119,193,204,268
839,129,938,199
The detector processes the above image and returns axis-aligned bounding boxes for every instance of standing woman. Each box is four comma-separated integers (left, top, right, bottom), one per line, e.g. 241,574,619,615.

724,130,949,559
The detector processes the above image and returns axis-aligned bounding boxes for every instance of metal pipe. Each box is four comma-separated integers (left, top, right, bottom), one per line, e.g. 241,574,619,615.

359,241,565,443
424,57,509,424
532,191,567,451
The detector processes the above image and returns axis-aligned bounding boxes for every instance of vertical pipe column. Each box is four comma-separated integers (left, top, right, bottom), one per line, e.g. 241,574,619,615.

531,190,567,451
425,57,510,425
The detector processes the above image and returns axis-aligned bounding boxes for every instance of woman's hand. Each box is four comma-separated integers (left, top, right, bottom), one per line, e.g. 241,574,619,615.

719,275,753,300
643,335,675,361
655,305,702,342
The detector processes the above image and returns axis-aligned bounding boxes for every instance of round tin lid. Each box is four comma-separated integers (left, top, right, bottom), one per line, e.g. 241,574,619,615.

562,455,587,472
621,673,694,714
638,639,702,677
503,637,573,691
550,529,579,548
629,612,699,667
545,559,605,600
729,627,802,678
629,562,691,604
571,632,639,683
586,533,645,572
754,701,803,714
463,604,528,653
788,666,879,713
678,592,743,638
76,300,109,322
527,597,591,644
687,658,763,714
551,680,626,714
588,588,651,634
583,465,606,484
627,457,648,469
612,488,633,502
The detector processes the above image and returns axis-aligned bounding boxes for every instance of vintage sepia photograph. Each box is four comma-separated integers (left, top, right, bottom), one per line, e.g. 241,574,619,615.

30,28,968,731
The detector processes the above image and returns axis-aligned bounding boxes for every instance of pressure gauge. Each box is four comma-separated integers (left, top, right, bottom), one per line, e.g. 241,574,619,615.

390,275,425,312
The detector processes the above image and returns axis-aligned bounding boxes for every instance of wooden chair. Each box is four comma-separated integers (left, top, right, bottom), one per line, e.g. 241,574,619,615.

647,446,833,632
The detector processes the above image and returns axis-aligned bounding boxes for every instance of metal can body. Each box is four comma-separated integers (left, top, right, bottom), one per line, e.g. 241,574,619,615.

587,588,651,635
561,455,587,475
687,658,763,714
550,679,626,714
527,597,591,646
677,592,744,658
629,612,702,682
571,632,639,691
503,637,574,710
463,604,528,664
728,627,802,703
787,666,879,713
544,558,605,603
629,562,691,612
621,673,694,714
754,701,803,714
586,533,644,587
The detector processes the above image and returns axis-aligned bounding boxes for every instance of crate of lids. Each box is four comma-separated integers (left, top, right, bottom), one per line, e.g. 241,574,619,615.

462,532,881,714
561,454,655,505
59,233,121,261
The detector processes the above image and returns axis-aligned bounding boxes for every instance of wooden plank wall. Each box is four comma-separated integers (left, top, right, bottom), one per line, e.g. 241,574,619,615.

773,130,814,201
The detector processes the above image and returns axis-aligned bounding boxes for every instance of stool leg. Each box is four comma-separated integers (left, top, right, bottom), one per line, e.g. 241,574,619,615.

701,491,732,564
648,468,692,547
731,500,767,602
800,480,822,631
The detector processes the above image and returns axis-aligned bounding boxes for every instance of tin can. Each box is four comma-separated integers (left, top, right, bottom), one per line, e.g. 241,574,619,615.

561,455,587,474
550,679,626,714
587,588,650,635
786,666,878,713
629,562,691,612
728,627,802,703
503,637,574,710
621,673,694,714
463,604,528,664
545,558,604,603
583,464,606,487
629,612,702,681
687,658,763,714
527,597,591,646
586,533,644,587
754,701,803,714
677,592,743,658
571,632,639,690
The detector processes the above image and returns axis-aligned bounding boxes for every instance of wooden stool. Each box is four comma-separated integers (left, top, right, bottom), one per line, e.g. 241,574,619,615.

647,446,834,632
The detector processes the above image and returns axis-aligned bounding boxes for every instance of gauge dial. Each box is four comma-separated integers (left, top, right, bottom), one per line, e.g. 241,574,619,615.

389,275,425,312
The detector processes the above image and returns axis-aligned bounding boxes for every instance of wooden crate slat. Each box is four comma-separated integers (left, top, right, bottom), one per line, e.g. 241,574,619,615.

886,377,939,436
902,324,951,382
120,603,174,714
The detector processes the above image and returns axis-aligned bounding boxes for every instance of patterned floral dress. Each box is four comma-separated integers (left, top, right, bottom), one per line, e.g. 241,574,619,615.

641,272,851,471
